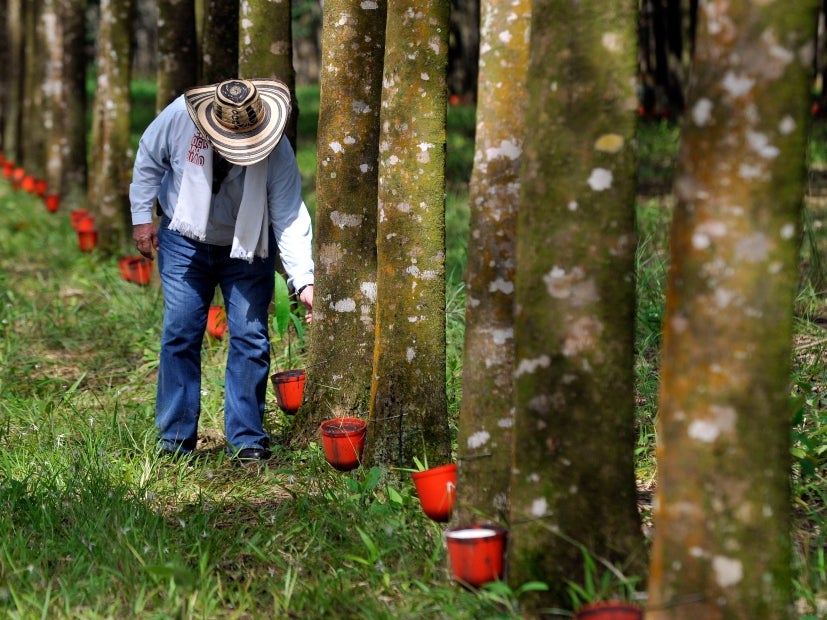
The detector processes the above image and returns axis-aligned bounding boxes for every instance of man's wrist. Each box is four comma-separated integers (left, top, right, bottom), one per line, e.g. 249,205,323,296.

296,284,313,296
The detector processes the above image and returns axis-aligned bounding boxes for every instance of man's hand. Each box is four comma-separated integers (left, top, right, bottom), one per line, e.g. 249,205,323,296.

133,223,159,260
299,285,314,324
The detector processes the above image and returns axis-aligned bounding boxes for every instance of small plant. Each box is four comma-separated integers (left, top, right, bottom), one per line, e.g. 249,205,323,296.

478,580,550,615
272,271,306,369
392,455,429,475
394,456,429,475
564,543,642,611
393,435,433,473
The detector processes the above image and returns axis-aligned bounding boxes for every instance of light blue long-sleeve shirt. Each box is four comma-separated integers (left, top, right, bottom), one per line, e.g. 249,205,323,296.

129,95,314,292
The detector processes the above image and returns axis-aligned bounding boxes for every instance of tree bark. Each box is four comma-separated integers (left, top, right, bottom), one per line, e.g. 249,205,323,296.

365,0,452,469
3,0,23,164
453,0,530,526
507,0,645,611
88,0,134,252
201,0,238,84
647,3,818,618
294,0,386,444
39,0,87,206
447,0,480,102
156,0,198,110
0,0,8,153
239,0,298,150
23,0,46,174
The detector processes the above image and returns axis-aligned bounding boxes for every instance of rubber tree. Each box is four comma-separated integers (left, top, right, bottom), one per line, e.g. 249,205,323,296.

296,0,386,443
507,0,645,611
365,0,452,469
201,0,238,84
3,0,24,163
647,3,818,618
453,0,530,526
22,0,46,176
239,0,298,150
88,0,134,252
156,0,198,110
41,0,87,206
0,0,11,155
447,0,480,101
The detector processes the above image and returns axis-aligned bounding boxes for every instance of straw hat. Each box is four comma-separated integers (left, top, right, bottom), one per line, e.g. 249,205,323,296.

184,78,291,166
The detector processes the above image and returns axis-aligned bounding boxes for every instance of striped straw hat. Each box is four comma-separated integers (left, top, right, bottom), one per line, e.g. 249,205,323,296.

184,78,291,166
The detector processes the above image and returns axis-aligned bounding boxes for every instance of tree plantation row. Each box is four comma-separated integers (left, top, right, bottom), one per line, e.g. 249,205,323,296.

1,0,824,616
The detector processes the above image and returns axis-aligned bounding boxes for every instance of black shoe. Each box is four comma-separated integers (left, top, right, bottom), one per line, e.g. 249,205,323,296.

234,447,272,462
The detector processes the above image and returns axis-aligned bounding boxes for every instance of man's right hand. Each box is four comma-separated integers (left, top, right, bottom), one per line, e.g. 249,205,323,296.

133,223,159,260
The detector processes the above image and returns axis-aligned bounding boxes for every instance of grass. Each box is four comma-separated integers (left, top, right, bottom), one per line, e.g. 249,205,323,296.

1,88,826,617
0,182,529,618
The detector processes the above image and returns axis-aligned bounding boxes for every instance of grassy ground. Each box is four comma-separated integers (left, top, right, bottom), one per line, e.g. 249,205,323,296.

0,86,825,617
0,184,516,618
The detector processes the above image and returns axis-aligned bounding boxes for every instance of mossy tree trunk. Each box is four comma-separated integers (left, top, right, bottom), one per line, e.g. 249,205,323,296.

295,0,386,443
0,0,8,152
647,4,818,618
201,0,238,84
2,0,23,163
23,0,46,175
88,0,134,253
156,0,198,110
507,0,645,611
42,0,88,206
239,0,298,150
364,0,452,469
453,0,530,526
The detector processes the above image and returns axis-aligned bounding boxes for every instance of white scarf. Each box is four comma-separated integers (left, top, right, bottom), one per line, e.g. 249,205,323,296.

170,136,269,263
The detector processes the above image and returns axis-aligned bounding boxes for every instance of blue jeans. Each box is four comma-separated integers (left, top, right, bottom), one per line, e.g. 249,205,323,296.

156,218,275,455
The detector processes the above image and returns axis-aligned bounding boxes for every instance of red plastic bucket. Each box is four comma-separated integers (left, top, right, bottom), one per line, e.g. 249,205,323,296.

271,369,306,414
320,417,367,471
412,463,457,522
445,525,507,588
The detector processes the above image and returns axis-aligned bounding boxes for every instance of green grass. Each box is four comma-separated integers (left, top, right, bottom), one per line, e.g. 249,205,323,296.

636,118,681,196
0,183,532,618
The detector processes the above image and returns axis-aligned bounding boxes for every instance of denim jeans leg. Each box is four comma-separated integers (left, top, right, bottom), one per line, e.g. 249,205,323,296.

218,248,276,453
156,222,215,453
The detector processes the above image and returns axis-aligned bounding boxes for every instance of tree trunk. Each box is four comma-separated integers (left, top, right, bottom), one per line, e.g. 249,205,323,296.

42,0,61,183
447,0,480,102
817,1,827,114
647,4,818,618
201,0,238,84
507,0,645,611
0,0,8,152
23,0,46,175
3,0,23,164
132,0,158,78
57,0,88,205
156,0,198,110
40,0,87,205
453,0,529,526
88,0,134,253
365,0,452,470
295,0,386,445
239,0,298,150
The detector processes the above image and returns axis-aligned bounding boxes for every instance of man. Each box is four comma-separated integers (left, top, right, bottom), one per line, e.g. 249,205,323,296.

129,78,314,463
